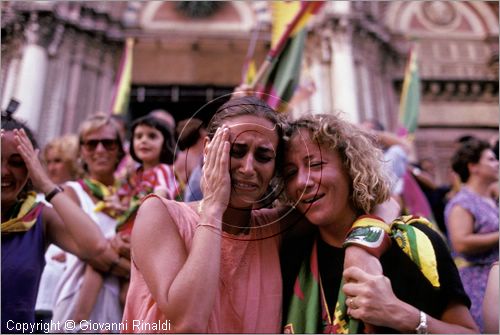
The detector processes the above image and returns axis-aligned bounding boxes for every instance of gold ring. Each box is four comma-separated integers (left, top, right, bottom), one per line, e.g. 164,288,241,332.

349,297,358,309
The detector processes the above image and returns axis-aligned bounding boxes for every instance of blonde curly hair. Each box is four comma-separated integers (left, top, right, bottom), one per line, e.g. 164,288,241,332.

43,134,84,180
287,113,391,214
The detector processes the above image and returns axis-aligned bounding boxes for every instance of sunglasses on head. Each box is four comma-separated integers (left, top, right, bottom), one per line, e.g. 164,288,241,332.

80,138,119,151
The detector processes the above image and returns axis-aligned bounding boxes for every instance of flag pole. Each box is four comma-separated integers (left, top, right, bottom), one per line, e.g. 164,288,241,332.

241,24,261,83
249,2,313,89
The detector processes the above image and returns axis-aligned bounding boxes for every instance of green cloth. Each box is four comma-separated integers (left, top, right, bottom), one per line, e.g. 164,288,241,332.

284,215,440,333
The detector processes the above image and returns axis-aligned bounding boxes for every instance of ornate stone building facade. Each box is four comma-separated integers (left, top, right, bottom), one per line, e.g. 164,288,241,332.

302,1,499,183
1,1,498,183
1,1,127,144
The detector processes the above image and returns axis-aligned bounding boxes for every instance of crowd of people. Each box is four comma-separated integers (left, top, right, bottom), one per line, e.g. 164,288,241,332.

1,89,498,334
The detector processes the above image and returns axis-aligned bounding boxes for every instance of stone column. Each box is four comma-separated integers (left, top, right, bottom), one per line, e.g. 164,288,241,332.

62,31,85,133
13,13,51,130
329,17,360,123
309,30,333,115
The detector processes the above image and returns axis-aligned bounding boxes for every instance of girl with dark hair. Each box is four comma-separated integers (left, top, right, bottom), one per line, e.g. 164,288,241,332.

1,113,107,333
129,115,176,166
67,115,179,326
116,114,178,233
445,138,499,332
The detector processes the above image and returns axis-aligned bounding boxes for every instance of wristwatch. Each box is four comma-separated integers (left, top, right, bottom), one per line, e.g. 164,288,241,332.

45,185,64,203
416,311,428,334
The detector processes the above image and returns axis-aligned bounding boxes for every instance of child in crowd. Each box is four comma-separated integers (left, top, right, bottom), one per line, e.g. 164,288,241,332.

70,115,178,324
115,115,178,233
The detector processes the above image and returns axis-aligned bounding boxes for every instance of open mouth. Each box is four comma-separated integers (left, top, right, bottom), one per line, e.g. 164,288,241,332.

1,180,14,189
233,180,258,190
301,193,325,205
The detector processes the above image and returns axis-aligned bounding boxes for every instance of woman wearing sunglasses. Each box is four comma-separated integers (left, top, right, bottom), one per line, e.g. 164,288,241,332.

51,114,131,329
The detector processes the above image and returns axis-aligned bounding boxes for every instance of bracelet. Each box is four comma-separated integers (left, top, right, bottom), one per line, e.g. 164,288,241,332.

196,222,222,231
197,200,205,214
343,216,392,258
45,186,64,203
415,310,428,334
351,215,391,233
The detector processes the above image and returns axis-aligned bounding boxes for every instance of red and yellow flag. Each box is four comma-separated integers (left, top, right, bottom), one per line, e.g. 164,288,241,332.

254,1,323,111
110,37,134,115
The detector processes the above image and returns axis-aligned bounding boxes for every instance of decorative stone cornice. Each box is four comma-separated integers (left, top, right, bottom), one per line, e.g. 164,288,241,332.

316,7,404,60
24,12,56,48
394,79,499,102
2,2,126,44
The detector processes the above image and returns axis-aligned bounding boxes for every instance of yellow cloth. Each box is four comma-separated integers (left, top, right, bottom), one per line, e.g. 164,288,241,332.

1,192,44,234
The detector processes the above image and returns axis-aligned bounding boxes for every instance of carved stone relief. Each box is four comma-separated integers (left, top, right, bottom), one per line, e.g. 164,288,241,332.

422,1,457,27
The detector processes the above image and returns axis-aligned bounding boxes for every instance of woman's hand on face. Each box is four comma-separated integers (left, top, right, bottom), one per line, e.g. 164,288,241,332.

200,126,231,213
13,128,54,193
342,266,401,328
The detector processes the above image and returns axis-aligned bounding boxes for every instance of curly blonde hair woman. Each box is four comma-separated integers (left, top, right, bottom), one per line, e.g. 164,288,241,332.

285,114,391,214
281,113,478,333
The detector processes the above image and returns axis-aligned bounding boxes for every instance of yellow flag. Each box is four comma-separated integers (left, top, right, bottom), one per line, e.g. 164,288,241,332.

111,37,134,115
271,1,301,48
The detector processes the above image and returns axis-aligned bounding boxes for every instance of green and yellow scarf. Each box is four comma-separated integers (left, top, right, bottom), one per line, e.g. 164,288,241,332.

78,178,119,218
284,215,440,334
1,192,44,234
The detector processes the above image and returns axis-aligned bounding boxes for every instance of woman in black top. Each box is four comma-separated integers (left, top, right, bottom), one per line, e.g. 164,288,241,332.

280,114,477,333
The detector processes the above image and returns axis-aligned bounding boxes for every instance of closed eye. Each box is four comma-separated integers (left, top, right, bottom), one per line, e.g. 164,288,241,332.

230,145,246,158
309,161,324,168
255,148,275,163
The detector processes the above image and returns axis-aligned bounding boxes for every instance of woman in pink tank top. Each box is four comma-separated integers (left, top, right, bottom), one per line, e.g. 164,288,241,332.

123,96,397,333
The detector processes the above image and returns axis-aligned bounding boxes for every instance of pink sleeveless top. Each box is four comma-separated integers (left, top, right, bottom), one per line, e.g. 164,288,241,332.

122,199,282,333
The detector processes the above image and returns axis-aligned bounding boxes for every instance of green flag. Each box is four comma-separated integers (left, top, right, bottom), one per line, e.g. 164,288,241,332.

398,46,421,136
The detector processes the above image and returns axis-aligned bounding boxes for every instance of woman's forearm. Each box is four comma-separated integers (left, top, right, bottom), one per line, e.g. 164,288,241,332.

165,225,222,332
452,231,499,255
49,189,107,258
134,199,224,333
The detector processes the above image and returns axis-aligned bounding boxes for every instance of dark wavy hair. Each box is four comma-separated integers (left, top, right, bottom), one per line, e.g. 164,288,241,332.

130,115,176,165
1,113,38,149
207,96,287,174
451,138,492,183
207,96,288,207
176,118,205,151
